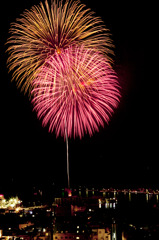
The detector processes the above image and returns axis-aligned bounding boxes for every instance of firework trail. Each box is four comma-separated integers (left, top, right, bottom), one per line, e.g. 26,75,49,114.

6,0,114,95
32,45,120,139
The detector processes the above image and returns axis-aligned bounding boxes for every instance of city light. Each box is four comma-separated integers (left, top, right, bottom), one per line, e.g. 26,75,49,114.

0,196,21,210
0,187,159,239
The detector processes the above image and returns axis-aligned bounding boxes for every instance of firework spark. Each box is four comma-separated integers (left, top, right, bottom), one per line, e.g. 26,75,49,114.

32,45,120,139
6,0,114,95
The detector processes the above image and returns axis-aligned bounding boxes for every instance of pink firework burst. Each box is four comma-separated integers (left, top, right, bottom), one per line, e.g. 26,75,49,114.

32,45,120,139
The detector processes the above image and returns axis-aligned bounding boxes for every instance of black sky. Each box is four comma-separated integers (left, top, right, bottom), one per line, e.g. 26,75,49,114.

1,0,150,196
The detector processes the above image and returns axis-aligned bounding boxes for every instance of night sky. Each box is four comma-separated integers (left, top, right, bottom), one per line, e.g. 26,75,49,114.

1,0,149,196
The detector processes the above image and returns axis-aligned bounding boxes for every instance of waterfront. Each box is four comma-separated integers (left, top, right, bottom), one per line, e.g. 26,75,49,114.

0,187,159,240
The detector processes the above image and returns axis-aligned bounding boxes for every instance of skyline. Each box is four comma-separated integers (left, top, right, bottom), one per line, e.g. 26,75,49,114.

1,0,148,195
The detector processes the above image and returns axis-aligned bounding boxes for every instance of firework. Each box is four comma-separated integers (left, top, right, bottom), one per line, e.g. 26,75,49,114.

32,45,120,139
6,0,114,95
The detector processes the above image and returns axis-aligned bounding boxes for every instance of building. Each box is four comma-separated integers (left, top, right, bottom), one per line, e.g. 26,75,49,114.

53,233,86,240
91,229,111,240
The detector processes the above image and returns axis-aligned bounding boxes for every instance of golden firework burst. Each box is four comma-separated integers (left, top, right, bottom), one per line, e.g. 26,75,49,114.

6,0,114,95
